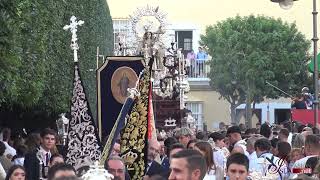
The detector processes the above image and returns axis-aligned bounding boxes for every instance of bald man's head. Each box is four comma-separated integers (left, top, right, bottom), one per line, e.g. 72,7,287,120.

148,139,160,162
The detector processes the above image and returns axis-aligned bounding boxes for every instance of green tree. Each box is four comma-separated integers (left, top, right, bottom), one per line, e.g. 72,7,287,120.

0,0,113,129
200,15,310,126
0,0,20,105
64,0,114,120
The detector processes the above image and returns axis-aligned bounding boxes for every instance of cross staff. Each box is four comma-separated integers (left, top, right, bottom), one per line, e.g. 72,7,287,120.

63,16,84,62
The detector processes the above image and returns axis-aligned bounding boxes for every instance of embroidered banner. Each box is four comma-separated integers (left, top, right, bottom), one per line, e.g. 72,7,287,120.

66,63,101,174
97,56,145,140
120,66,151,179
99,97,135,165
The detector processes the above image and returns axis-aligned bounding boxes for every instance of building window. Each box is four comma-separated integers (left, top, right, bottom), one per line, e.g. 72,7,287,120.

186,102,203,130
184,38,192,51
112,18,131,50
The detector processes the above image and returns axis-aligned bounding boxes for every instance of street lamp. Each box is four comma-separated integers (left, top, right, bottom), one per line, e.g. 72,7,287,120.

271,0,298,10
56,113,70,145
271,0,319,128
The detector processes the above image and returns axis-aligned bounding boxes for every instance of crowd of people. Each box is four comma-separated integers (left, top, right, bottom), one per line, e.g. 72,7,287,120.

145,121,320,180
0,128,77,180
0,120,320,180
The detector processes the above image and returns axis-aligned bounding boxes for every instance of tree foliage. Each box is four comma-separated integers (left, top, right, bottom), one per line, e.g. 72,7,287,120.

0,0,21,104
0,0,113,129
200,15,311,123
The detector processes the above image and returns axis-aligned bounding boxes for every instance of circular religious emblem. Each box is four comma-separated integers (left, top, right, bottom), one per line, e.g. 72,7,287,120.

111,67,138,104
129,5,168,41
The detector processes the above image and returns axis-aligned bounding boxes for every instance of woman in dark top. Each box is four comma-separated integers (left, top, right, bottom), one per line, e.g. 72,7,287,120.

291,94,307,109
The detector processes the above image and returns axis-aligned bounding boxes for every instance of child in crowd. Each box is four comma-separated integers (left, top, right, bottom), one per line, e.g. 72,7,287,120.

289,148,303,170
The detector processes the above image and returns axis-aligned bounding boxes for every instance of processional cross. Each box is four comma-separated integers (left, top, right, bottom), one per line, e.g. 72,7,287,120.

63,16,84,62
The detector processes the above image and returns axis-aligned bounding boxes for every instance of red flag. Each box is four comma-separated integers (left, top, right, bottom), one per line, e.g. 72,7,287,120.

148,82,156,140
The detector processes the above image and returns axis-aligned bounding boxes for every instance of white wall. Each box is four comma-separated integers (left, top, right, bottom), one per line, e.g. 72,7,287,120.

167,22,201,51
236,102,291,124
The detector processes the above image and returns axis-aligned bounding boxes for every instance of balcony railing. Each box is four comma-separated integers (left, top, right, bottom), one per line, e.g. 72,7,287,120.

186,59,210,80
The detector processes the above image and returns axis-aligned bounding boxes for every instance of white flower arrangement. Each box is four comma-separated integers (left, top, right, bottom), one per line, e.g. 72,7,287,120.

81,161,114,180
249,171,279,180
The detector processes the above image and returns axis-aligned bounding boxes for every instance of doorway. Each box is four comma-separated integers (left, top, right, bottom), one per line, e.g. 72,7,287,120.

275,109,291,124
175,31,193,57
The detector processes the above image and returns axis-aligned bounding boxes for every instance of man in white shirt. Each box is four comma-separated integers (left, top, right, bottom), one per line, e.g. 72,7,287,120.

24,128,57,180
254,138,289,179
227,126,248,156
281,121,293,145
292,134,320,169
246,135,261,172
279,128,290,145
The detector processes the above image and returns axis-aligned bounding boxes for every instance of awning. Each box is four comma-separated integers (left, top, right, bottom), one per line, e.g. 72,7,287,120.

308,53,320,73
